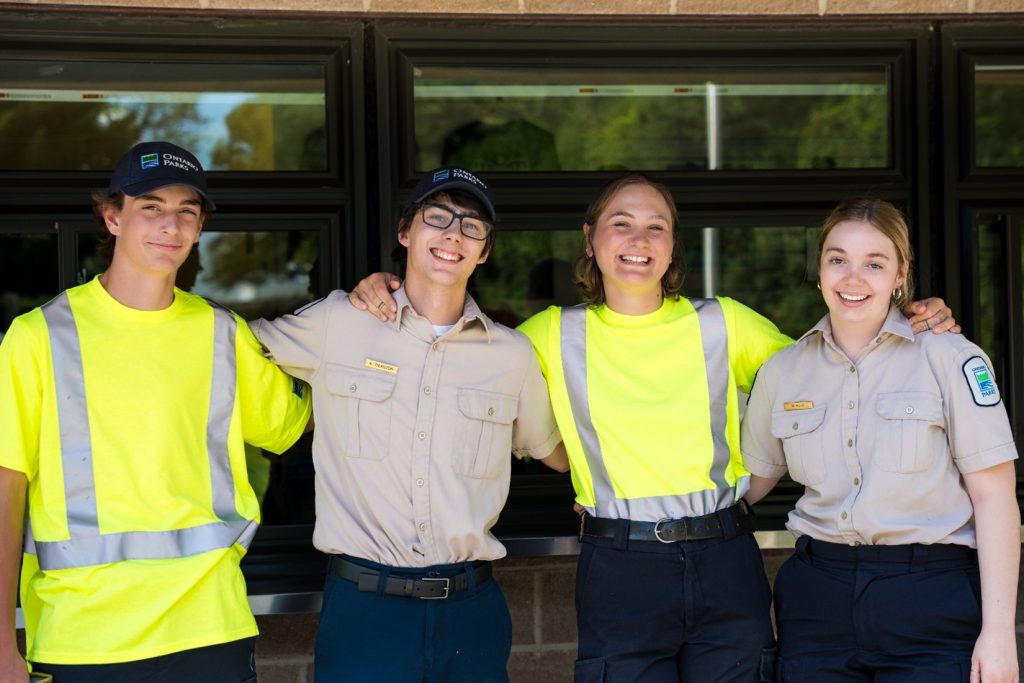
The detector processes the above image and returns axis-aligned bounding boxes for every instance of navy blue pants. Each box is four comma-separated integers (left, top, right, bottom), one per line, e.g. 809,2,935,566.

574,531,776,682
313,556,512,683
775,537,981,682
30,637,256,683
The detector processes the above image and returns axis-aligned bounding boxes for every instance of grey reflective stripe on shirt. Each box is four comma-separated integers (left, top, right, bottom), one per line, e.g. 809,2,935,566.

27,292,254,570
560,298,734,521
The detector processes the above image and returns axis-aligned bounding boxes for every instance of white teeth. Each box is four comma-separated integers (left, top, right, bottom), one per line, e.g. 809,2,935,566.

432,249,460,262
839,293,868,302
620,255,650,264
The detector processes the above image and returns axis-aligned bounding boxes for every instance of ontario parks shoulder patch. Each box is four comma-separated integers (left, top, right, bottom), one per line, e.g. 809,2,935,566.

962,356,1000,407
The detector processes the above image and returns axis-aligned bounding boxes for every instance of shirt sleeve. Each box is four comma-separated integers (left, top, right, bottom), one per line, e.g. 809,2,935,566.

944,344,1018,474
740,356,790,478
721,297,794,393
249,292,337,383
510,334,561,460
235,314,313,455
516,306,557,381
0,315,45,479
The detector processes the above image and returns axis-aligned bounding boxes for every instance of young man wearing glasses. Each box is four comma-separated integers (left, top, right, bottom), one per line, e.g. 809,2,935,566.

250,167,568,683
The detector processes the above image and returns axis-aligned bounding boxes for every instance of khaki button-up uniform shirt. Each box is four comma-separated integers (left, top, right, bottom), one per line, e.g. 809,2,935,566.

742,307,1017,547
252,287,561,566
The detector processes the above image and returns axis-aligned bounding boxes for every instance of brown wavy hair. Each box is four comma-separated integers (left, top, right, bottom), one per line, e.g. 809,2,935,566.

818,197,914,307
574,173,684,307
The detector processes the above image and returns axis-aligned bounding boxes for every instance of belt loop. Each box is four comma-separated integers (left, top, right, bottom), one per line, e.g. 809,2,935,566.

376,566,391,598
716,505,738,541
613,520,630,550
578,510,588,542
795,535,812,562
465,562,477,590
910,545,928,571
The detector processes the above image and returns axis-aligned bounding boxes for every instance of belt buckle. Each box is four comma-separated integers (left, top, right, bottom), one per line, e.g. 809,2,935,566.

420,576,450,599
653,518,676,544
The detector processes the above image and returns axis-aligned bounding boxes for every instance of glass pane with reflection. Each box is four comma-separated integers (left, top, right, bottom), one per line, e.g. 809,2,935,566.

77,229,321,320
975,63,1024,168
0,233,59,335
684,225,822,340
0,60,327,172
414,65,889,172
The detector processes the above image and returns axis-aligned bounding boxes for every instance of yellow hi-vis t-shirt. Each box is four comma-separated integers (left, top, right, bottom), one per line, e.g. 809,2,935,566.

518,296,792,515
0,277,311,665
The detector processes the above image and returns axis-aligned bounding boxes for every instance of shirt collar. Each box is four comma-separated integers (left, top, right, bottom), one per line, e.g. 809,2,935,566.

390,285,493,342
798,305,915,346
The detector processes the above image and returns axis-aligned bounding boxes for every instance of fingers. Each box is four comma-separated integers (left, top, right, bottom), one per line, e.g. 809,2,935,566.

348,273,400,322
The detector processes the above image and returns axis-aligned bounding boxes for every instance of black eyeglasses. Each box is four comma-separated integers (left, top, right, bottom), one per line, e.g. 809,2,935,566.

419,203,493,241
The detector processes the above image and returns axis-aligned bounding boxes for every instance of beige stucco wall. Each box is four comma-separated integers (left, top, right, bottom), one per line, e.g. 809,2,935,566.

4,0,1024,14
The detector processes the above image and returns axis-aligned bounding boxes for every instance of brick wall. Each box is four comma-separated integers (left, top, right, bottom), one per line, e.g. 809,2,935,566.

3,0,1024,14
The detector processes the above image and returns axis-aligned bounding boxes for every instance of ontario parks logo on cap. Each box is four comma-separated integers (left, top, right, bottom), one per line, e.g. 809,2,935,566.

432,169,451,182
962,355,1000,406
140,153,160,170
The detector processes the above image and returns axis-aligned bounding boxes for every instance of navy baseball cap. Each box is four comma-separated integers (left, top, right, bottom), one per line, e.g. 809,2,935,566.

410,167,496,222
106,141,216,210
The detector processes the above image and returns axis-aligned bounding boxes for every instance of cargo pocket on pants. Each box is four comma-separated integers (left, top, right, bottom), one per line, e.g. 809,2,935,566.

573,657,606,683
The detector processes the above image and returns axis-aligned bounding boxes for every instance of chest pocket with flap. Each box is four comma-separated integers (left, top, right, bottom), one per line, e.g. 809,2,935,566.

323,363,397,460
874,392,945,474
453,388,518,479
769,405,828,486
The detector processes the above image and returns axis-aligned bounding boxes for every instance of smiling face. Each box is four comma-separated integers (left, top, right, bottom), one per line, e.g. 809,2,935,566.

819,218,907,335
583,182,675,312
103,184,205,279
398,194,489,294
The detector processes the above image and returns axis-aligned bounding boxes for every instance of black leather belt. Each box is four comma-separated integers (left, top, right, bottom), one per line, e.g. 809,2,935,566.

802,538,976,563
581,503,754,543
329,556,492,600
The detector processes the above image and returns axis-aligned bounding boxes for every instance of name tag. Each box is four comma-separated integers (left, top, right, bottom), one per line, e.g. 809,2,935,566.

783,401,814,411
365,359,398,375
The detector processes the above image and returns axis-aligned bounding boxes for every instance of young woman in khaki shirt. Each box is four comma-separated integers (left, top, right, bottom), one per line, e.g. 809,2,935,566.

743,198,1020,683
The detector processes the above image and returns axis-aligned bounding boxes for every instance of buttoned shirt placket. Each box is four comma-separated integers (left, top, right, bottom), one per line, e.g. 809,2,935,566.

820,331,889,546
401,309,477,565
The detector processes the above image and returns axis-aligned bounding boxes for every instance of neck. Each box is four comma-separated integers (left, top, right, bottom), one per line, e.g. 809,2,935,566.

403,276,467,325
98,263,177,311
829,316,885,361
604,286,664,316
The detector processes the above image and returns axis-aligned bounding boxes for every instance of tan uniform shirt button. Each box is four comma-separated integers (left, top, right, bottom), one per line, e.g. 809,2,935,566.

848,401,854,409
349,384,357,392
418,431,426,440
849,366,856,373
487,407,495,416
792,422,799,431
432,343,439,351
841,512,848,520
905,406,914,414
416,478,424,487
418,523,426,531
847,439,853,447
423,387,431,395
853,478,860,486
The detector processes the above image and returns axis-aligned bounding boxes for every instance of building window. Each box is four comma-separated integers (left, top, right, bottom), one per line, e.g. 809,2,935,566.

413,65,890,173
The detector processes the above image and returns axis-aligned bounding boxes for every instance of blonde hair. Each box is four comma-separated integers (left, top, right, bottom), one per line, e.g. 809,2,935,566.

819,197,914,306
574,173,684,306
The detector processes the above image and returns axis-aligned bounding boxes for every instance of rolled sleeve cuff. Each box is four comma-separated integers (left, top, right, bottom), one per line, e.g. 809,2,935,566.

513,426,562,460
954,441,1019,474
741,450,788,478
